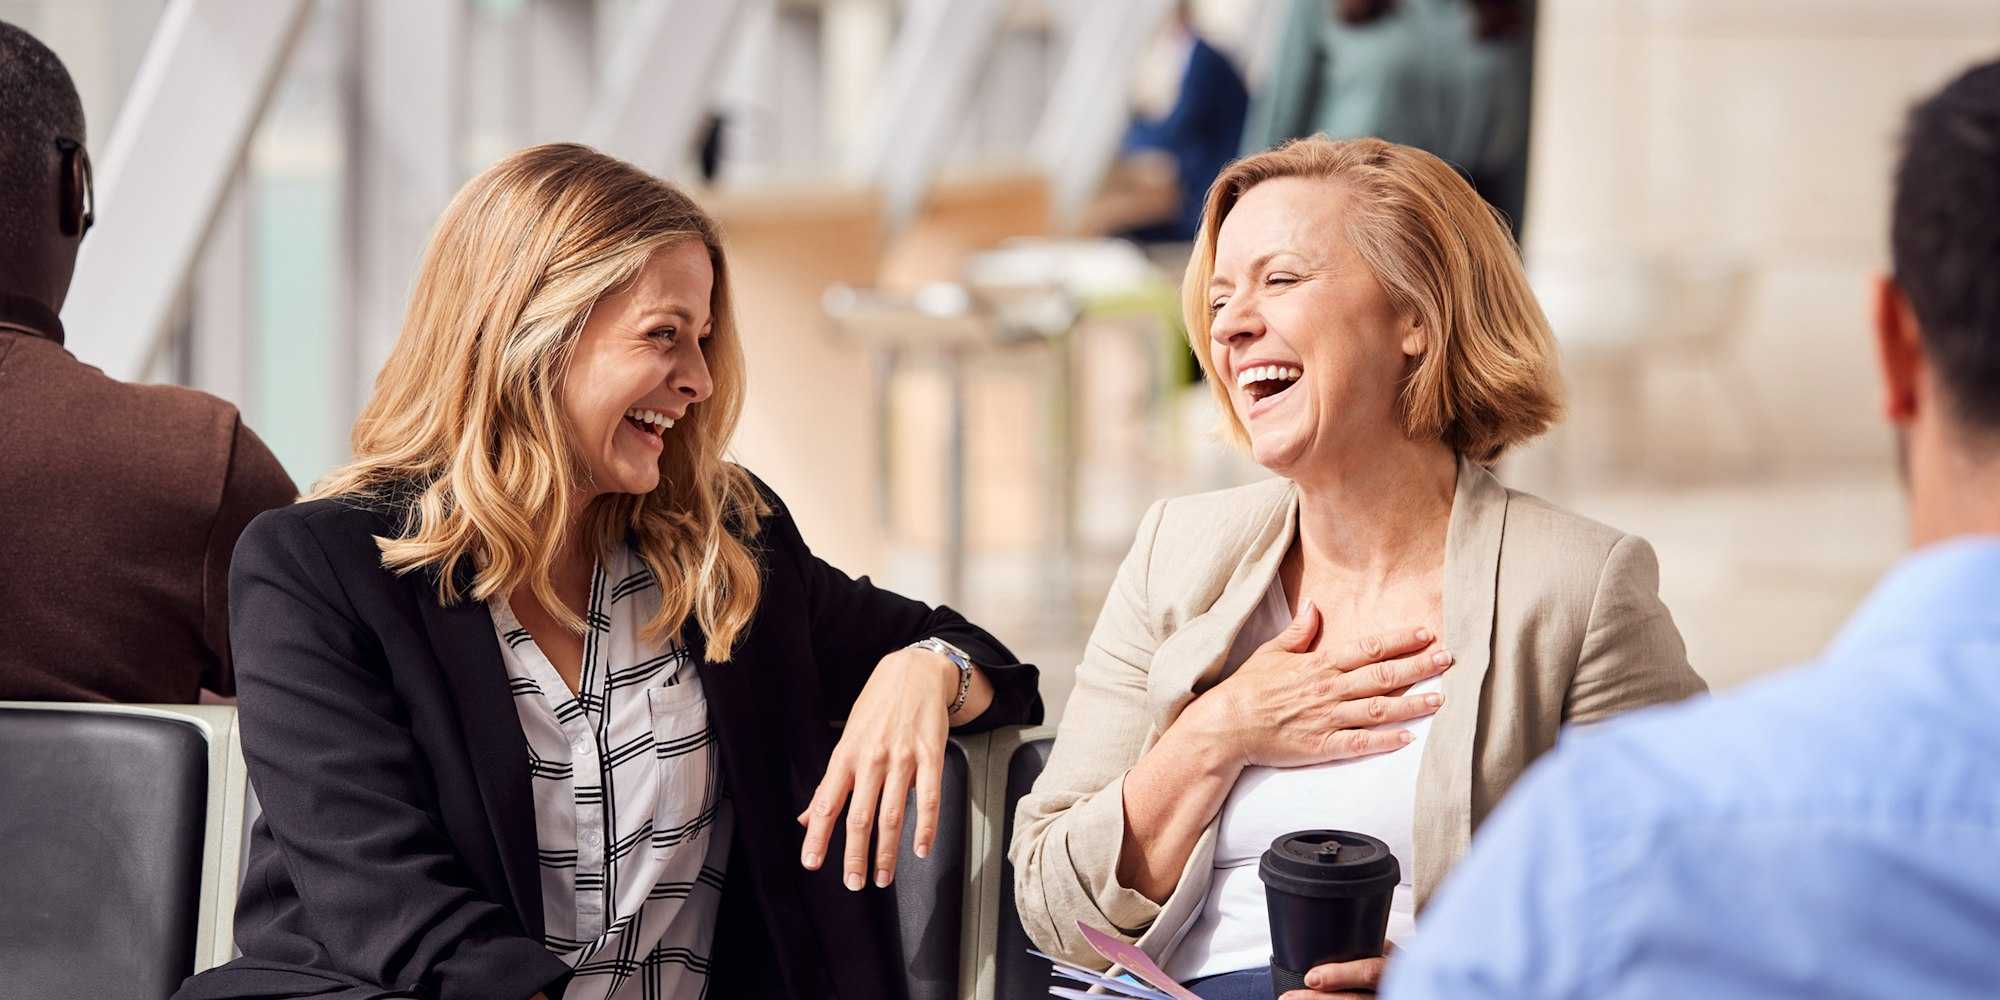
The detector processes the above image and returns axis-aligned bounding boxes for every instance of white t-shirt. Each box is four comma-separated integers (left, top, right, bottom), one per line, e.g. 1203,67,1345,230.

1163,577,1439,982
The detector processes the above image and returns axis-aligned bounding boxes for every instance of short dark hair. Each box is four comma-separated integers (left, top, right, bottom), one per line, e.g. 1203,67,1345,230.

1892,60,2000,435
0,20,86,240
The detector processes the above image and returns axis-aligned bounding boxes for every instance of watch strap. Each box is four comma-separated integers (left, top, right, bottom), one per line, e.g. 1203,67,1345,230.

911,637,974,717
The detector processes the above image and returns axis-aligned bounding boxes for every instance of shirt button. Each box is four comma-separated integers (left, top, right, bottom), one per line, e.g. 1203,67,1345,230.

581,830,601,848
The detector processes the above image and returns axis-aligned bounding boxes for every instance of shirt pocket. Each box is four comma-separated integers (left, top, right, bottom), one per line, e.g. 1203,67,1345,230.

647,680,717,861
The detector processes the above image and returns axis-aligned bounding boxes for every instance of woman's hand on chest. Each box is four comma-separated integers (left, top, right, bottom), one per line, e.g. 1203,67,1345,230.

1186,600,1453,770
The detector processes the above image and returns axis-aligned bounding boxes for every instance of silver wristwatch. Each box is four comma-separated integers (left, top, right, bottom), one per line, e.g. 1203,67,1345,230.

910,637,974,717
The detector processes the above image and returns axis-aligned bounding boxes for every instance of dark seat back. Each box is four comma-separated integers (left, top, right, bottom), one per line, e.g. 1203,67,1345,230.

994,737,1055,1000
0,707,210,1000
895,738,971,1000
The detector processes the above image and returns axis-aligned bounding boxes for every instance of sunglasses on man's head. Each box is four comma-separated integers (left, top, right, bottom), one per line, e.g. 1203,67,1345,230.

55,136,94,237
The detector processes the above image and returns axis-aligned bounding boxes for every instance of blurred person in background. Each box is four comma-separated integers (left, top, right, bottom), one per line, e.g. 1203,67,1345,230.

0,20,295,704
1010,136,1704,1000
1081,2,1250,242
1242,0,1533,236
175,144,1040,1000
1385,59,2000,1000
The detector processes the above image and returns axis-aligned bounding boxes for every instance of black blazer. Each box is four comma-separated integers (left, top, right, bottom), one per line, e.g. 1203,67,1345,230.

174,476,1041,1000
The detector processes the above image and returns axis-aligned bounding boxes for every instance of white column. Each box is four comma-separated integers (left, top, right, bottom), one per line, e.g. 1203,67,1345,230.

967,25,1053,159
846,0,1010,228
822,0,892,166
343,0,466,425
188,169,256,411
1032,0,1176,227
60,0,312,381
709,0,776,179
771,5,824,170
525,0,598,144
583,0,747,178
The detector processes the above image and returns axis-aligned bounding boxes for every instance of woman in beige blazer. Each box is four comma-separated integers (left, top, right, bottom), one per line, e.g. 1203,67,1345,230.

1009,137,1707,1000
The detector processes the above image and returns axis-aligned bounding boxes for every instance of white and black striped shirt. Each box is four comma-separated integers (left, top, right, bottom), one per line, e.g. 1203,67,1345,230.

488,545,730,1000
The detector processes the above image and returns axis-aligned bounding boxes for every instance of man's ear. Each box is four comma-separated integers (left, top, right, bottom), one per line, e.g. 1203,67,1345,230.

57,146,88,238
1872,274,1924,425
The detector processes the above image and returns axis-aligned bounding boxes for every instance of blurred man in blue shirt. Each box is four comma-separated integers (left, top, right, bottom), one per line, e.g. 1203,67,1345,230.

1385,59,2000,1000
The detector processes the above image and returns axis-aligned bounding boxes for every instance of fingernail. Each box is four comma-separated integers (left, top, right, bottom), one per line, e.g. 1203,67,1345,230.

915,842,930,860
876,869,891,887
1415,627,1432,643
1432,650,1453,666
845,872,863,891
1425,693,1442,707
1398,730,1414,744
802,852,818,869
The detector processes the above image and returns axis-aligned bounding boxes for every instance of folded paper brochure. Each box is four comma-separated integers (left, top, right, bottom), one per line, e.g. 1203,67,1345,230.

1032,922,1202,999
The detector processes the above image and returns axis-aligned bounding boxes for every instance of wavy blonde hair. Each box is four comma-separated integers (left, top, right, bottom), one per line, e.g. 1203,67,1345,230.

311,143,766,661
1184,136,1562,463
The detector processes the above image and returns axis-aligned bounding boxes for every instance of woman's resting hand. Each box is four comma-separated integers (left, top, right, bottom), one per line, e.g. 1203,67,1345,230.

1186,601,1451,769
797,646,962,890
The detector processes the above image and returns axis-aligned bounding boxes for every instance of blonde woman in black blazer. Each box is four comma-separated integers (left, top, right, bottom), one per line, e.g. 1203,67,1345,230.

176,145,1039,1000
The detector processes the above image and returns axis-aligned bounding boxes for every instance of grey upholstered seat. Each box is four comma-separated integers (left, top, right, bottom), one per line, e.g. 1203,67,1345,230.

896,738,973,1000
0,705,211,1000
994,737,1056,1000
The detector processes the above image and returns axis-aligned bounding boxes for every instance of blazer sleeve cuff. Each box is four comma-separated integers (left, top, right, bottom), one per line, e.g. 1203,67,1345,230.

1067,774,1167,935
949,658,1045,733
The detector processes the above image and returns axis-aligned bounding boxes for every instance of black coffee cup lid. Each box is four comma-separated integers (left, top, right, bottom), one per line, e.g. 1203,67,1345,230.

1258,829,1401,899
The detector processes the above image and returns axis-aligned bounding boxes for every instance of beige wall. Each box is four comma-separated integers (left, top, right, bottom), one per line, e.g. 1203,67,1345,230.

1509,1,2000,690
1526,0,2000,469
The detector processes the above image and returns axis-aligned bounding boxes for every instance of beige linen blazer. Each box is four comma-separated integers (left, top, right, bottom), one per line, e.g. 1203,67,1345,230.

1008,456,1707,970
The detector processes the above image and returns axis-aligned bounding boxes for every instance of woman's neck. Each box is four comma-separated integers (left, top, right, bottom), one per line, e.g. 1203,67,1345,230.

1290,439,1458,583
533,498,600,598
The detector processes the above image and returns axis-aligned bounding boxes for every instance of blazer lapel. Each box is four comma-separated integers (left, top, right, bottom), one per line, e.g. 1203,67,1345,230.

1411,456,1507,908
688,611,802,884
1146,483,1299,731
415,563,545,939
686,618,765,824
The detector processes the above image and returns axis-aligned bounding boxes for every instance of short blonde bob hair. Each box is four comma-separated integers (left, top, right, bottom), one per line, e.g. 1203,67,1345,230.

312,143,766,661
1183,136,1562,463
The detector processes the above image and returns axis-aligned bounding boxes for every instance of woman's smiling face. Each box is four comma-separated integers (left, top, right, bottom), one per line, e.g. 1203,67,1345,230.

1206,176,1426,475
560,239,716,499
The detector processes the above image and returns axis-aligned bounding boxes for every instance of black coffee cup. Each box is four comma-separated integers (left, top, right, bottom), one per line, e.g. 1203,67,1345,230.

1259,829,1400,997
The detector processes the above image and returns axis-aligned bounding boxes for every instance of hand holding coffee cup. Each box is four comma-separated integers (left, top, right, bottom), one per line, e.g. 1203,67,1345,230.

1261,830,1401,999
1283,947,1394,999
1189,600,1452,769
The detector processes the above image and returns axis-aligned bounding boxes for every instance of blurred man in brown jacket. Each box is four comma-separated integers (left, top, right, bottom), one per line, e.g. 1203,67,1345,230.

0,20,296,703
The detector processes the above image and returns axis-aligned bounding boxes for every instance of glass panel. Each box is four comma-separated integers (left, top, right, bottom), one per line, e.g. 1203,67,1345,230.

0,0,169,143
244,2,349,485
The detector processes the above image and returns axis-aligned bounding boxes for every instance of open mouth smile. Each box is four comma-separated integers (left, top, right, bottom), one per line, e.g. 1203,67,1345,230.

622,406,674,447
1236,363,1302,411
